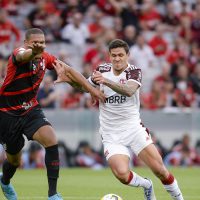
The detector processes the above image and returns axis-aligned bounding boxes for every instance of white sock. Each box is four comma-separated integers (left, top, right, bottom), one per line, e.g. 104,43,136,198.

163,179,184,200
128,171,151,189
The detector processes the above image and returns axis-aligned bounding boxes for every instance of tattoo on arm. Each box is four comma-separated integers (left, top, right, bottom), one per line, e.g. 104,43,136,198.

104,79,136,97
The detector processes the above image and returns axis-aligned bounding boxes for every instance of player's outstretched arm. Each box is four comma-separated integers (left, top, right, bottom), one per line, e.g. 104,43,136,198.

15,43,45,63
92,71,139,97
53,60,105,103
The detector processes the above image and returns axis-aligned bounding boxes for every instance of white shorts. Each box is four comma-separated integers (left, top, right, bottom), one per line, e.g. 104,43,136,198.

102,124,153,160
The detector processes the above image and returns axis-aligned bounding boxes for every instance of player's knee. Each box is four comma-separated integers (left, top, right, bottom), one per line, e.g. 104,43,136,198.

33,126,58,147
114,168,129,183
36,133,57,147
44,138,58,147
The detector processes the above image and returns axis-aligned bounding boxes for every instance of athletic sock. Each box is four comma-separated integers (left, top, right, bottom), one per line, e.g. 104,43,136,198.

126,171,151,189
1,160,18,185
162,174,184,200
45,145,60,197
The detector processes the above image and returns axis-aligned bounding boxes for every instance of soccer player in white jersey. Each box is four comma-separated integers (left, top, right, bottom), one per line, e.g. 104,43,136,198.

54,39,184,200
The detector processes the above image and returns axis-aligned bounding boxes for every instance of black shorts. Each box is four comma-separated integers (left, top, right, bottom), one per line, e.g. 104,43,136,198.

0,106,51,155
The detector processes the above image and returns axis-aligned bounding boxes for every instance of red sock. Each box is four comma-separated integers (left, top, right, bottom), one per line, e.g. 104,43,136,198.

161,173,174,185
126,171,133,184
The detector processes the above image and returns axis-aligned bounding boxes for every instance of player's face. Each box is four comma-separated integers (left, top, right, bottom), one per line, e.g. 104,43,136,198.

26,34,45,47
25,34,46,57
109,47,129,75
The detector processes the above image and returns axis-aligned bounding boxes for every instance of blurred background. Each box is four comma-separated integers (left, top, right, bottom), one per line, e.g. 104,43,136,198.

0,0,200,169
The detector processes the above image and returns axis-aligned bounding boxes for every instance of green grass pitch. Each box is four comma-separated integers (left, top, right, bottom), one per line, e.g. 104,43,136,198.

0,167,199,200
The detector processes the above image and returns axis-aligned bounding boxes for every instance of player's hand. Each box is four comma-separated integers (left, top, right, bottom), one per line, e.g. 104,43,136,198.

92,71,105,85
90,87,105,104
27,43,46,55
53,60,73,84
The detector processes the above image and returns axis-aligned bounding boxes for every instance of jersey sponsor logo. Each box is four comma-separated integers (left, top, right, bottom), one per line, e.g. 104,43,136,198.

22,101,33,110
43,117,49,122
105,95,126,104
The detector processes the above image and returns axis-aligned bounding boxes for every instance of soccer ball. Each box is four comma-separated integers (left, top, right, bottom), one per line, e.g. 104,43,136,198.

100,194,123,200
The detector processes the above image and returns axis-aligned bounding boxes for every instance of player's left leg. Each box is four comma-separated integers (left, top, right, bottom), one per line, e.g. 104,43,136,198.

139,144,184,200
33,125,62,200
23,107,63,200
108,154,156,200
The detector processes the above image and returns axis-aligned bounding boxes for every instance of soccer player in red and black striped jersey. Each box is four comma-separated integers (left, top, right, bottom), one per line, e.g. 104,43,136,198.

0,28,105,200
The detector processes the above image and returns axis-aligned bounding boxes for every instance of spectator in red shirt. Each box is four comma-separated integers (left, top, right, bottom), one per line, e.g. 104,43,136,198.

83,38,109,70
148,24,168,57
61,87,83,109
97,0,116,16
172,85,195,107
139,0,161,30
166,37,188,65
0,9,20,58
141,79,167,110
88,10,105,42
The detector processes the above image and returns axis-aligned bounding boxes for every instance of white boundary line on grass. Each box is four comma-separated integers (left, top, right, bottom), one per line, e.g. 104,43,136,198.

8,195,200,200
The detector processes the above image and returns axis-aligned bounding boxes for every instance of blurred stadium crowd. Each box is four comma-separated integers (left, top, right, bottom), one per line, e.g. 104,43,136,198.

0,133,200,168
1,0,200,169
1,0,200,110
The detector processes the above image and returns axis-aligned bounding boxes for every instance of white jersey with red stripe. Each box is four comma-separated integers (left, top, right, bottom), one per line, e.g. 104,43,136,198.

89,63,145,145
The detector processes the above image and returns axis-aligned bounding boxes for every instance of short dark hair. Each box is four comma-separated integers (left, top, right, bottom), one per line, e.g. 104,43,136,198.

25,28,44,40
108,39,129,54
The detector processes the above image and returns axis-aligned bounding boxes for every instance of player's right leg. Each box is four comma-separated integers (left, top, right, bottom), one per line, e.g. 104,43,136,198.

104,143,155,200
0,111,25,200
0,152,21,200
108,154,155,200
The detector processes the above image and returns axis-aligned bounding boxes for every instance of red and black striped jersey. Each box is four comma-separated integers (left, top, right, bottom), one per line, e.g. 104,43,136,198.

0,47,56,116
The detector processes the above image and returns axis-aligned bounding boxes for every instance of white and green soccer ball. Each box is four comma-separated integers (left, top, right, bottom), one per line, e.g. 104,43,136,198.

100,194,123,200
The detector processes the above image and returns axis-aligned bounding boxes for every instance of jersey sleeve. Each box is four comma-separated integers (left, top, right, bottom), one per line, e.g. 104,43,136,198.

87,64,102,87
126,68,142,86
45,52,57,70
88,63,112,86
12,47,26,65
95,63,112,73
88,71,99,87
